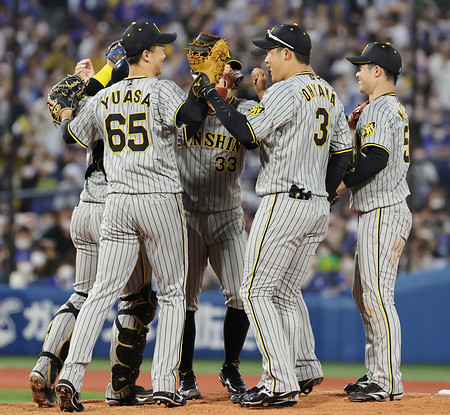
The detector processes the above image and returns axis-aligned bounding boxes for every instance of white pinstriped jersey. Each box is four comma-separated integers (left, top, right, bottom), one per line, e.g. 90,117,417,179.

80,161,107,203
177,97,258,212
350,93,410,212
68,77,185,195
73,98,108,204
245,71,352,197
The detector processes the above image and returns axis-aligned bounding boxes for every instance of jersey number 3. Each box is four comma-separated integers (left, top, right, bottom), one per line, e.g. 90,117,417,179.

313,107,329,147
105,113,150,152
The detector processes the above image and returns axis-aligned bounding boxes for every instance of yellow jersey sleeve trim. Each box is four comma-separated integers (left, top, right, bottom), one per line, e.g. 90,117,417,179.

174,102,184,129
361,143,390,155
246,121,260,147
92,64,113,87
330,147,353,155
67,123,88,148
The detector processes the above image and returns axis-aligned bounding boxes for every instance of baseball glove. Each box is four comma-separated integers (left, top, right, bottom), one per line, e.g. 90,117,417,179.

106,40,126,64
48,74,86,125
348,100,369,130
187,32,229,98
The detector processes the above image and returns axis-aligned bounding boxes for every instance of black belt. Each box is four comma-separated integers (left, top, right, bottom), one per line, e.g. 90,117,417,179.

288,184,311,200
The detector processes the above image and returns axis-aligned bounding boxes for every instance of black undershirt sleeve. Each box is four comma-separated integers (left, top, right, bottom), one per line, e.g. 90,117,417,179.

182,120,204,142
176,87,208,126
85,78,107,97
325,151,352,199
60,119,76,144
206,89,258,149
343,145,389,188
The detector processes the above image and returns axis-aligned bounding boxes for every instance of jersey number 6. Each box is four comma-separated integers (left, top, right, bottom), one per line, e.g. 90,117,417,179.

105,112,150,153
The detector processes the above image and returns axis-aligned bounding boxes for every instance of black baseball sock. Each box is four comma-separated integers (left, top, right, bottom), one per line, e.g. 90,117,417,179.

224,307,249,364
179,310,196,372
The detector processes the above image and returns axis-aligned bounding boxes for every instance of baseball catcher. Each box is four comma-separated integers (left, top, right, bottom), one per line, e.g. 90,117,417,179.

187,32,229,98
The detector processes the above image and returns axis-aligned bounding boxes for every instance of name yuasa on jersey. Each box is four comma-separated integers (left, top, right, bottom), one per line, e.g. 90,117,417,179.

67,77,186,195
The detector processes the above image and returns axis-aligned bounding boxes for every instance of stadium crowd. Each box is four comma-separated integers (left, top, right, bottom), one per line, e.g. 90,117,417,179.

0,0,448,293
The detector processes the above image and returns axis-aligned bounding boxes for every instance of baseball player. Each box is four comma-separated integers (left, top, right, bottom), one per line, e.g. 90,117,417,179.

192,23,353,406
50,21,207,412
29,50,155,408
340,42,412,402
249,65,325,398
175,55,256,400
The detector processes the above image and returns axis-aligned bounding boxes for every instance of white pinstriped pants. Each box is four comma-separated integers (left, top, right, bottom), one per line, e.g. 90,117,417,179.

240,193,329,393
352,199,412,395
59,193,187,393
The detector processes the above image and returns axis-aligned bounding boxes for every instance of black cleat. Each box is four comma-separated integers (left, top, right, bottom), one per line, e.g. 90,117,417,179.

348,382,403,402
239,386,298,407
153,391,187,407
298,375,324,395
29,370,57,407
219,360,248,395
134,385,154,404
178,369,201,399
344,374,370,394
106,384,154,406
231,386,261,404
56,379,84,412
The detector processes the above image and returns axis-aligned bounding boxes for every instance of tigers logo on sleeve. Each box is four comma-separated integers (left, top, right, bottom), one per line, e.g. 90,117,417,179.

247,105,263,116
362,122,375,140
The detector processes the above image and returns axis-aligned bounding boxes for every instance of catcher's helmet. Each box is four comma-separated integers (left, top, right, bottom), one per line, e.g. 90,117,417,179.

111,57,129,84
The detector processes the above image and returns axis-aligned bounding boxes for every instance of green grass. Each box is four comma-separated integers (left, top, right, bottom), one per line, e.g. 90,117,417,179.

2,356,449,381
0,389,104,404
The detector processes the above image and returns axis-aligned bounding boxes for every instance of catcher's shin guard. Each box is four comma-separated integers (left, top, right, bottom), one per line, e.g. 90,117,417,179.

109,283,158,396
110,316,149,395
31,297,83,386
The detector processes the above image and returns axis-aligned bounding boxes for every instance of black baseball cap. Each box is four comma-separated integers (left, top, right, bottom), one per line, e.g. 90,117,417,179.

226,53,242,71
346,42,402,74
121,21,177,58
251,24,311,56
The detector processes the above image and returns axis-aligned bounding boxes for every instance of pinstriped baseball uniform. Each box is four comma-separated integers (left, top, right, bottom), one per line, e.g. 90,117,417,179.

57,76,188,394
240,71,353,393
176,97,256,312
31,134,153,396
349,94,412,396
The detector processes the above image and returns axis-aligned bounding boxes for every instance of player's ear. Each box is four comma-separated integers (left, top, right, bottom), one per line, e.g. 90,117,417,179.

283,48,292,60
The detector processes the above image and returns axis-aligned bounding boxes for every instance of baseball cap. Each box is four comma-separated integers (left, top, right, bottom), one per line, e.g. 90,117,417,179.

251,24,311,56
121,21,177,58
226,53,242,71
346,42,402,74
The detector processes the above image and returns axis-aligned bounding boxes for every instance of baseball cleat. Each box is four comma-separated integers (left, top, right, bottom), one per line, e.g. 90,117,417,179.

153,391,187,407
106,385,154,406
344,374,370,394
56,379,84,412
239,386,298,407
219,360,248,395
348,383,403,402
178,369,201,399
298,375,324,395
134,385,154,404
231,386,260,404
29,370,57,407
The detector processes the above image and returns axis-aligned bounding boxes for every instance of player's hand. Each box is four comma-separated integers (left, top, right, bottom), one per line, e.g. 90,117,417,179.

75,59,94,82
47,98,73,122
251,68,268,100
337,181,346,191
348,100,369,130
